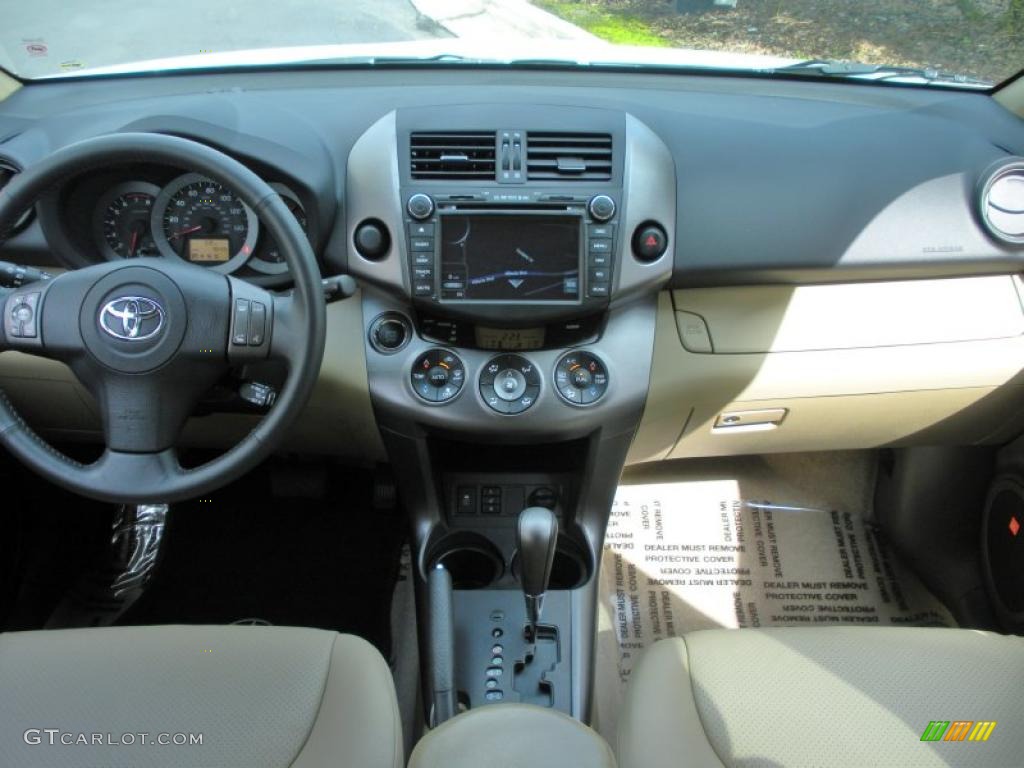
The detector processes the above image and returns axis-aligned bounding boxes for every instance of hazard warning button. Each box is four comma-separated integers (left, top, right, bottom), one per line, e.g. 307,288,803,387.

632,223,668,262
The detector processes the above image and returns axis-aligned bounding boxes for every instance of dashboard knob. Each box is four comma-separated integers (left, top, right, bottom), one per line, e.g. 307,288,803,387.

369,313,411,353
588,195,616,222
632,223,668,262
354,220,390,260
554,351,608,406
407,193,435,220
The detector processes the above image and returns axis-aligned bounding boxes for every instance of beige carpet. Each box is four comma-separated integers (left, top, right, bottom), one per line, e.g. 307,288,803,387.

594,451,956,742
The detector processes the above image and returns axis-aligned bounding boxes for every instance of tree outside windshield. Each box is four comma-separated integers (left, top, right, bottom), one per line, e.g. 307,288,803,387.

0,0,1019,86
538,0,1022,84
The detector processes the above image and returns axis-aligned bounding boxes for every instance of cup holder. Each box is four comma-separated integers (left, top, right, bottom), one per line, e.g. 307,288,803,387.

511,535,592,590
427,532,504,590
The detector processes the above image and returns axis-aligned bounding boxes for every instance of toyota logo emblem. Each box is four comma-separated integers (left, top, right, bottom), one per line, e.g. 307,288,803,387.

99,297,166,341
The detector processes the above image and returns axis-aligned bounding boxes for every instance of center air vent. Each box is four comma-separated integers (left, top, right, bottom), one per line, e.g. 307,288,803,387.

526,132,612,181
410,132,496,180
981,161,1024,246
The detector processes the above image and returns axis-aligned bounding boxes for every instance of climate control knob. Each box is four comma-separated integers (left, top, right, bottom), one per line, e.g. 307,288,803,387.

407,193,435,220
480,354,541,414
554,351,608,406
411,349,465,403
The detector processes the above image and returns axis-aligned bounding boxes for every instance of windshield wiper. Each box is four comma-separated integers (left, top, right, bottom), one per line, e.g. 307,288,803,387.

772,59,990,87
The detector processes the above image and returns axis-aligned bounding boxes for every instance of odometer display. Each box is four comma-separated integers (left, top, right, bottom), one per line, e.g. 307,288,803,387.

152,173,257,272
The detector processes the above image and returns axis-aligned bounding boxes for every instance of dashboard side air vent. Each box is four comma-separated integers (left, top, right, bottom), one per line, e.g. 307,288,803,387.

526,132,612,181
410,132,496,180
980,160,1024,246
0,160,33,234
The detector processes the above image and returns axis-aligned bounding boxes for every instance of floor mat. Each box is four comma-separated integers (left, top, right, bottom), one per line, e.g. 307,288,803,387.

594,452,956,741
116,461,405,657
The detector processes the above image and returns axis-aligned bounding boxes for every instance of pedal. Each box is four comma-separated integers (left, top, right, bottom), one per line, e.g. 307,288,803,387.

45,504,169,628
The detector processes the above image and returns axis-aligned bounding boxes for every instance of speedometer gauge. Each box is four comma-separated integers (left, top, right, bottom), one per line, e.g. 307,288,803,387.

94,181,162,259
151,173,258,273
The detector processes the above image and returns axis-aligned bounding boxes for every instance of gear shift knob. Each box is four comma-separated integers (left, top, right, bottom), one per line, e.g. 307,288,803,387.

516,506,559,630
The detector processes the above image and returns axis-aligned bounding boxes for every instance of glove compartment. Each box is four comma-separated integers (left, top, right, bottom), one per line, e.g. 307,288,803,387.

629,276,1024,462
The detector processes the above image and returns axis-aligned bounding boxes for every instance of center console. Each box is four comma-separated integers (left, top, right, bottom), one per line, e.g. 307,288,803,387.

345,105,676,724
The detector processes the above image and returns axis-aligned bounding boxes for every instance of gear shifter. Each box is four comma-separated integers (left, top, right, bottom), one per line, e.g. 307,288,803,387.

516,506,559,648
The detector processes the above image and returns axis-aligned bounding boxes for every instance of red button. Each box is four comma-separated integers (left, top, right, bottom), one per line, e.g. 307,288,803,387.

1010,516,1020,537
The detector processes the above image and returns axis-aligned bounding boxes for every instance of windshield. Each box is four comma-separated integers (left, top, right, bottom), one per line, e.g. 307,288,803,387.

1,0,1019,87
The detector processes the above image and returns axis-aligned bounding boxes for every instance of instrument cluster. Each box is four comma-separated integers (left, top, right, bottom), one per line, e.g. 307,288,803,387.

62,169,312,278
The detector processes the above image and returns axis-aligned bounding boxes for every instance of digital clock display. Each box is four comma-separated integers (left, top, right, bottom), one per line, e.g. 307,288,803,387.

474,326,545,350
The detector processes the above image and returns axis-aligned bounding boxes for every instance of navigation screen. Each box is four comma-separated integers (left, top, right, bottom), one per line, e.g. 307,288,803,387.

439,214,580,302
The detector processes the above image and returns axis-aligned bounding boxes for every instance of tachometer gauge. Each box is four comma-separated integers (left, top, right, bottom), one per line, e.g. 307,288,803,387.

151,173,258,273
93,182,162,259
248,184,308,275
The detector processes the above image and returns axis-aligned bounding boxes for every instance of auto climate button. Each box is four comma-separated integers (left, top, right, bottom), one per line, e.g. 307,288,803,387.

480,354,540,414
411,348,465,404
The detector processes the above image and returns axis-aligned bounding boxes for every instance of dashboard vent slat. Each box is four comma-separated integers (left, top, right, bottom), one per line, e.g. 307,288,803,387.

410,132,496,180
527,132,613,181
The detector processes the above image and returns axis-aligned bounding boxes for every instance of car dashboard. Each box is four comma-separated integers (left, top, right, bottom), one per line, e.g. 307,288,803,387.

0,67,1022,465
2,63,1024,723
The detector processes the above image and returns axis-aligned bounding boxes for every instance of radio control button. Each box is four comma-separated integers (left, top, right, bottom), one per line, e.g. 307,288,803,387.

413,252,433,266
408,222,435,237
588,238,612,253
589,267,610,283
410,237,434,252
588,224,615,239
413,282,434,297
407,193,435,220
588,252,610,268
588,282,610,298
588,195,616,222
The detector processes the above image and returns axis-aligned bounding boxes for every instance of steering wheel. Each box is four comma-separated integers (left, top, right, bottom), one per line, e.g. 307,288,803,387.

0,133,326,503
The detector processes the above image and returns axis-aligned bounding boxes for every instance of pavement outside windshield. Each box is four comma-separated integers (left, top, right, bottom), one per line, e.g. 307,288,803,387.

1,0,444,78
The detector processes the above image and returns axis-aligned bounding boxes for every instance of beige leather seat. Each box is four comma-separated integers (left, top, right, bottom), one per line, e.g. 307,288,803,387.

409,703,616,768
618,628,1024,768
0,625,402,768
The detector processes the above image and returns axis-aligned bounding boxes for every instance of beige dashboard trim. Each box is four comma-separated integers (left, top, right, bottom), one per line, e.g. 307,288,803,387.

674,275,1024,353
629,281,1024,463
0,71,19,103
995,76,1024,119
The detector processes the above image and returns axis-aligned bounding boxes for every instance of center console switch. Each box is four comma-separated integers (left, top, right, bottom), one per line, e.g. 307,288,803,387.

411,348,466,403
480,354,541,414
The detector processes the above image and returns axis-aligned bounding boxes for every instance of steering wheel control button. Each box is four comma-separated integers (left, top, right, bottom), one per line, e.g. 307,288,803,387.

480,354,540,415
407,193,435,220
411,348,465,404
248,301,267,346
588,194,616,222
7,291,40,339
231,299,251,346
633,223,669,262
369,313,411,354
555,351,609,406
